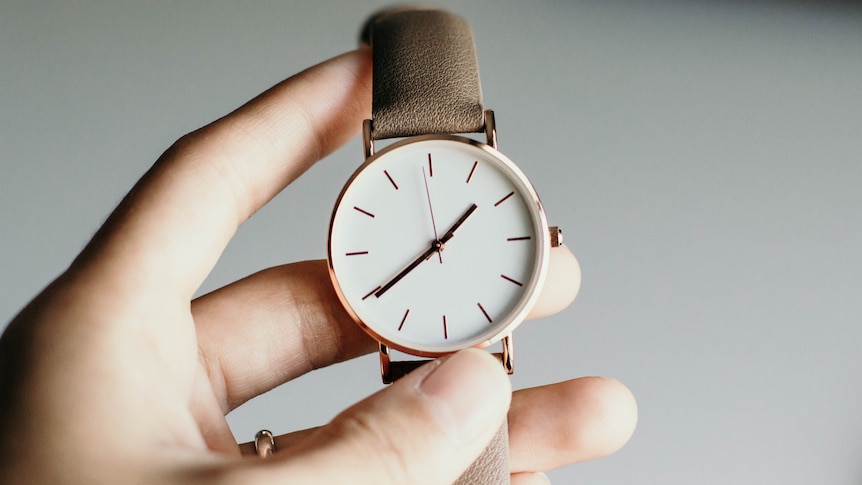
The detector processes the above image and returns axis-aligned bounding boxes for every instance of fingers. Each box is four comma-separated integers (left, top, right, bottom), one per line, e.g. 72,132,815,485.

235,375,636,479
230,350,512,485
193,255,580,413
508,377,638,473
526,245,581,320
73,48,372,301
193,260,376,412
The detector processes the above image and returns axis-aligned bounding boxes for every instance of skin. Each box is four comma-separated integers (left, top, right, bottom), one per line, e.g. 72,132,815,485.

0,48,637,484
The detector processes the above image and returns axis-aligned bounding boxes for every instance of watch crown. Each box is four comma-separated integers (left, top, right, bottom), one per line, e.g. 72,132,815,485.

549,226,563,247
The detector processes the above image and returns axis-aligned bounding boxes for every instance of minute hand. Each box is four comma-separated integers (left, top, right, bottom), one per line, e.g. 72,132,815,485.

439,203,478,244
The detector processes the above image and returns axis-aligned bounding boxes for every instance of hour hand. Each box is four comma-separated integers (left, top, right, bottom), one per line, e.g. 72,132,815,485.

440,203,478,244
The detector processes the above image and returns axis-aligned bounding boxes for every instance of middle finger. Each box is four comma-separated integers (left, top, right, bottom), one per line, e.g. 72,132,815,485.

193,260,376,413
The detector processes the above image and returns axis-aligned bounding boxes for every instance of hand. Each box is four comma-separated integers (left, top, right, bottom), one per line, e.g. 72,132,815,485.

0,48,636,484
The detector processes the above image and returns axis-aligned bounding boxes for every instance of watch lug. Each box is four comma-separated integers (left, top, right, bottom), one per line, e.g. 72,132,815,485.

483,109,498,150
379,343,393,384
363,119,375,159
501,334,514,374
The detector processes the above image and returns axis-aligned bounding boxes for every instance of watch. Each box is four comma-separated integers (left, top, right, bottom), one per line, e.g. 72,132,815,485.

327,7,562,484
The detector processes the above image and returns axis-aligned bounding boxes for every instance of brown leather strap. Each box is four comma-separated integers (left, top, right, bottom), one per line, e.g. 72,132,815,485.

362,8,508,482
361,8,485,140
386,352,510,384
386,359,429,384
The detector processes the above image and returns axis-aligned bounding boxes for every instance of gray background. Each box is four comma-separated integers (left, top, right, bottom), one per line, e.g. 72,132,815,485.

2,1,860,483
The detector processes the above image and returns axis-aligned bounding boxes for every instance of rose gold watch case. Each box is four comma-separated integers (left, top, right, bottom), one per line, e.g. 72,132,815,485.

327,112,551,358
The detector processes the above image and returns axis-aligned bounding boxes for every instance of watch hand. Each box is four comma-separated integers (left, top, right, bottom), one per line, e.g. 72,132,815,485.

439,203,478,244
374,239,443,298
372,204,478,299
422,166,443,264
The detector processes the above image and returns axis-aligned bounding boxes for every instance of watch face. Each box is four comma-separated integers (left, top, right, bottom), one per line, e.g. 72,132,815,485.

328,135,549,356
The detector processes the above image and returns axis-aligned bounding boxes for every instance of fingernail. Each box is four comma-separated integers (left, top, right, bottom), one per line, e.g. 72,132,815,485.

534,472,551,484
417,349,510,442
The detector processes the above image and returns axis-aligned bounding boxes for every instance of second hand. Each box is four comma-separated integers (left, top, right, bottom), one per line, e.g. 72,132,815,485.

423,164,443,264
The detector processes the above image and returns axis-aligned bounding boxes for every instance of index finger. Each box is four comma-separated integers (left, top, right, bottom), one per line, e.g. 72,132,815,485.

74,49,372,300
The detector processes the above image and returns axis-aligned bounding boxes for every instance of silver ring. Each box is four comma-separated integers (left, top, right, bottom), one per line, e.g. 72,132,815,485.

254,429,276,458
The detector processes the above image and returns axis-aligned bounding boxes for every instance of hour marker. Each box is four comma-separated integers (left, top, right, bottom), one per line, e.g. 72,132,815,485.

466,161,478,183
478,303,492,323
443,315,448,339
354,206,375,218
384,170,398,190
500,274,523,286
398,309,410,331
345,251,369,256
507,236,531,242
494,191,514,207
428,153,433,177
362,286,381,300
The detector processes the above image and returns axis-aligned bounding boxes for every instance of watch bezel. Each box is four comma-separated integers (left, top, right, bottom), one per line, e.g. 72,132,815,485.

327,134,550,357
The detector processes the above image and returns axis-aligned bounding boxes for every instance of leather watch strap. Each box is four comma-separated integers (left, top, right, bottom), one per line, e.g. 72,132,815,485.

361,8,485,140
386,352,511,385
361,8,510,483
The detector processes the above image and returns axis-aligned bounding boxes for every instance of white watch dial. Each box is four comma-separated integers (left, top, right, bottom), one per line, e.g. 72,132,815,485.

328,136,549,355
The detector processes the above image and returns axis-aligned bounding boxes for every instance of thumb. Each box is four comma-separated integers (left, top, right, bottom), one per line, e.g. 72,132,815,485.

245,349,512,484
